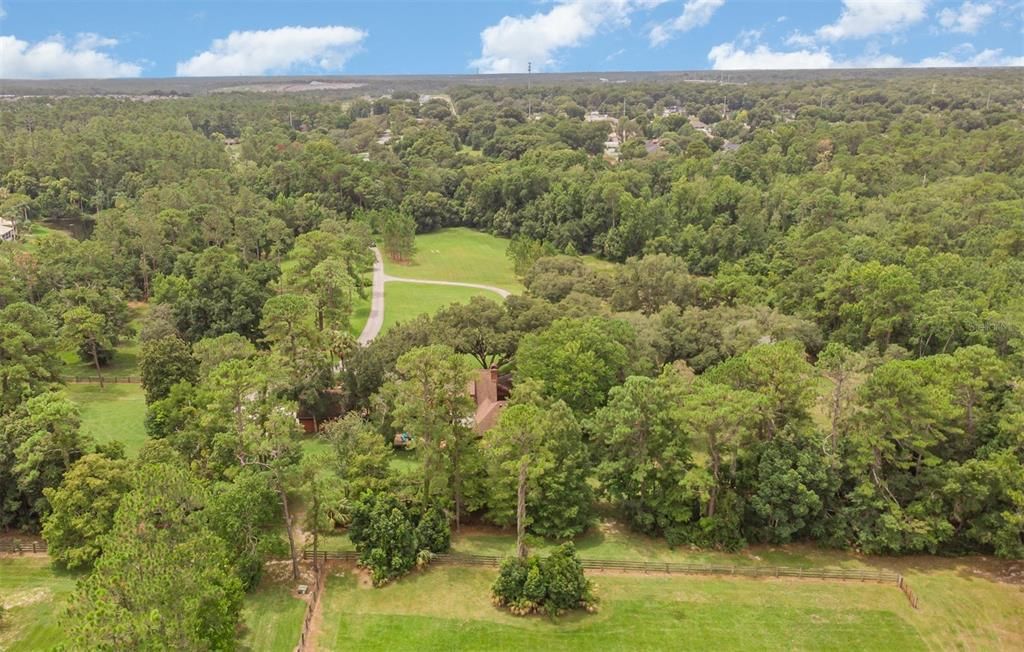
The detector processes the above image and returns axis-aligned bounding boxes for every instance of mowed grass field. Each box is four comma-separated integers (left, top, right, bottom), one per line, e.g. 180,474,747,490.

65,383,148,456
349,288,372,337
381,283,498,333
383,228,523,293
0,557,306,652
238,573,308,652
307,523,1024,651
0,557,79,651
318,566,923,651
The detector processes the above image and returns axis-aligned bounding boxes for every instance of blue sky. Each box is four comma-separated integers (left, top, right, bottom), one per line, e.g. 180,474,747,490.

1,1,1021,78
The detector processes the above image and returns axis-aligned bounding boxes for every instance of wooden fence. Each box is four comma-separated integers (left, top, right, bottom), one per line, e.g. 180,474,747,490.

898,574,920,609
0,540,48,554
63,375,141,384
303,549,918,608
295,562,328,652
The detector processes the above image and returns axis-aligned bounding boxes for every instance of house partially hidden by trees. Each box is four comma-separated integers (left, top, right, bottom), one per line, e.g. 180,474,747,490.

469,366,508,433
0,218,16,242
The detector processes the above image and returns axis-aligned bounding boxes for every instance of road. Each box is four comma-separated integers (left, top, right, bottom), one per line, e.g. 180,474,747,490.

356,247,511,345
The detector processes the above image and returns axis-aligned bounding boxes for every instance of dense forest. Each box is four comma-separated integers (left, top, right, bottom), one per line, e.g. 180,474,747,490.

1,69,1022,646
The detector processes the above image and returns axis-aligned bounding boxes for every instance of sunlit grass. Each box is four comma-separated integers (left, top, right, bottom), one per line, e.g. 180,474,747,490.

317,565,929,651
66,383,148,456
383,227,523,293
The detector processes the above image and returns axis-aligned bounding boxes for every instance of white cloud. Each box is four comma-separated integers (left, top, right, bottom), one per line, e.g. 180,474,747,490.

817,0,930,40
471,0,636,74
650,0,727,46
785,30,818,47
73,33,119,51
708,36,1023,70
0,33,142,78
916,43,1024,65
176,25,366,76
708,42,836,69
937,1,995,33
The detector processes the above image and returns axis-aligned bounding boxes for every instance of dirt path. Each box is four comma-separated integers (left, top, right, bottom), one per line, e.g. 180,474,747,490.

356,247,511,345
301,565,329,652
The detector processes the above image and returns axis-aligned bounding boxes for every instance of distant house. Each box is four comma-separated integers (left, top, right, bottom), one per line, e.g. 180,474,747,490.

394,367,508,447
585,111,617,124
468,366,508,433
296,388,346,434
0,218,16,242
644,139,662,155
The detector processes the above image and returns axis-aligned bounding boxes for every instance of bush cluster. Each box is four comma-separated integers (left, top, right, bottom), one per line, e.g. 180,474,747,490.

491,544,597,616
348,492,451,586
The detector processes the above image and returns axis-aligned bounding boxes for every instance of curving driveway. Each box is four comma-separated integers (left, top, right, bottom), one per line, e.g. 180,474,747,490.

356,247,510,345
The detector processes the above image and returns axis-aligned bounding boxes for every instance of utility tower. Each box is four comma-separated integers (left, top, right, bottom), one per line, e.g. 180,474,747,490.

528,61,532,119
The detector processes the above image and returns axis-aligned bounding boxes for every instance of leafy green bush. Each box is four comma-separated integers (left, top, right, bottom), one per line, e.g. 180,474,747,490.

491,544,596,616
349,492,419,586
415,504,451,554
349,492,453,586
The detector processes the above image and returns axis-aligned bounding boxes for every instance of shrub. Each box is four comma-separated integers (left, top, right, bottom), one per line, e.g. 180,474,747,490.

541,544,592,613
491,544,596,616
415,504,451,554
492,557,529,606
349,493,454,586
349,492,419,586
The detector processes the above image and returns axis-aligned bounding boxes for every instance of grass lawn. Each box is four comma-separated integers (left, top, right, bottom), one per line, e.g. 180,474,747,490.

0,557,78,651
382,282,497,333
66,383,148,456
383,228,523,293
59,303,147,381
238,575,307,652
59,343,140,381
438,526,1024,651
450,525,880,569
317,566,928,651
0,557,310,652
349,287,371,337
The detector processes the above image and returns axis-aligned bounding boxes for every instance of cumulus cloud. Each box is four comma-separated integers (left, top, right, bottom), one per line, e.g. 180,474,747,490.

650,0,727,46
785,30,818,47
0,33,142,78
176,25,366,76
471,0,636,74
937,1,995,33
708,35,1022,70
817,0,930,40
708,42,836,69
916,43,1024,65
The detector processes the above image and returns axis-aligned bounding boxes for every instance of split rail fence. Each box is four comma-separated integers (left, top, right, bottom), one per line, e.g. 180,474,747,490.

63,375,141,384
0,540,47,554
295,562,328,652
303,549,919,609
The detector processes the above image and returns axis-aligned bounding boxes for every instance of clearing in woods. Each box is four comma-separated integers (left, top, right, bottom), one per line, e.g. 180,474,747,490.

313,558,1023,651
0,557,78,652
65,383,148,456
4,538,1022,651
382,227,523,293
319,566,917,651
381,282,497,333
